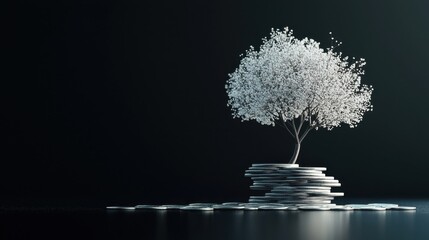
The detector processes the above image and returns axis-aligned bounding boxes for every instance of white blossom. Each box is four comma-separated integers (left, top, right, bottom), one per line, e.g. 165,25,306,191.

225,27,373,163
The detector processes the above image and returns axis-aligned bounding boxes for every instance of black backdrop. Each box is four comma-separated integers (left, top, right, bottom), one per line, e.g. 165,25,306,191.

3,0,429,207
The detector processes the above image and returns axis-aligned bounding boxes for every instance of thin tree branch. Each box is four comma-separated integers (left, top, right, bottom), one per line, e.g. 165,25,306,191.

278,114,295,137
299,124,318,143
291,118,299,142
297,114,304,134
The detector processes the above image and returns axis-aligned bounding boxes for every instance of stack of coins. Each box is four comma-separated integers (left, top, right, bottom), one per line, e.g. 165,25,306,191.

245,164,343,206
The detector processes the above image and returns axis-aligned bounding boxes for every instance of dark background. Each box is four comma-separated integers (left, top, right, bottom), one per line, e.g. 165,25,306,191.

3,0,429,207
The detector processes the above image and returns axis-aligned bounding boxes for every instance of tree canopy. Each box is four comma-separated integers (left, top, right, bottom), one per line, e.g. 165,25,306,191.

225,28,373,163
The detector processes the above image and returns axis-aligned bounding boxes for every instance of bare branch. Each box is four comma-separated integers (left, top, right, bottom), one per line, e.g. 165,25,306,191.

299,124,318,143
291,118,299,141
278,114,295,137
297,114,304,134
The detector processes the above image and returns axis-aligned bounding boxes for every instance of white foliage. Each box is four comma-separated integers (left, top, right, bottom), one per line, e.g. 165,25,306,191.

226,28,373,132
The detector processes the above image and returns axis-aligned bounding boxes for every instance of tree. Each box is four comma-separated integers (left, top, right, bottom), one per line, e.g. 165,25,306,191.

225,28,373,164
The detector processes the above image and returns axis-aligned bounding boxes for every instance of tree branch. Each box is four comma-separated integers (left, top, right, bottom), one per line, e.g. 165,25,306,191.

299,125,317,143
297,114,304,134
279,114,295,137
291,118,299,142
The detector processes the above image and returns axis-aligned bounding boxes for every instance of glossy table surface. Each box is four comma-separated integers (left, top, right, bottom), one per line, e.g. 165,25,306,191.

1,199,428,240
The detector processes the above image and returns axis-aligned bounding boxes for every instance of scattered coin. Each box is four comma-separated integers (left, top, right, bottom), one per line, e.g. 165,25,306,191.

352,206,387,211
298,206,330,211
212,205,244,210
106,206,135,210
258,205,288,210
286,206,299,210
390,206,416,210
368,203,399,209
135,205,164,210
162,205,186,210
330,206,354,211
222,202,244,206
243,207,259,210
188,203,216,207
181,206,214,211
344,204,369,209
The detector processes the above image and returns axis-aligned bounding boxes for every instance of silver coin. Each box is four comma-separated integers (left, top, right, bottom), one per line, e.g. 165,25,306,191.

298,206,330,211
240,203,260,206
243,207,259,210
295,203,336,207
345,204,369,209
296,201,332,205
251,177,286,181
287,176,330,180
257,203,285,206
279,169,323,172
107,206,135,210
255,180,294,183
310,192,344,197
258,206,288,210
162,205,186,210
308,179,338,183
212,205,244,210
368,203,399,209
273,186,330,190
181,206,214,211
272,189,331,194
222,202,244,206
135,205,165,210
252,164,299,167
330,206,354,211
248,198,270,202
345,205,386,211
390,206,416,210
295,167,326,171
286,206,299,210
297,183,341,187
356,207,386,211
188,203,216,207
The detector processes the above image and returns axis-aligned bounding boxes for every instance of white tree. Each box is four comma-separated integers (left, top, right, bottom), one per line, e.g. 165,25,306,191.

226,28,373,164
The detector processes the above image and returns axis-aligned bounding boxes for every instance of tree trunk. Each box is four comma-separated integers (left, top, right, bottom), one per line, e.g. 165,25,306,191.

289,143,301,164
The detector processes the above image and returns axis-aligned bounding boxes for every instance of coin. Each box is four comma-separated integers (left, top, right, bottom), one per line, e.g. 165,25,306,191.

368,203,399,209
258,206,288,210
188,203,216,207
390,206,416,210
298,206,330,211
135,205,164,210
212,205,244,210
107,206,135,210
161,205,186,210
181,206,214,211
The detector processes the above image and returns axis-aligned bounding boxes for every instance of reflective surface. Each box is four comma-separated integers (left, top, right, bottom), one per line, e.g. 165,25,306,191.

1,199,428,240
